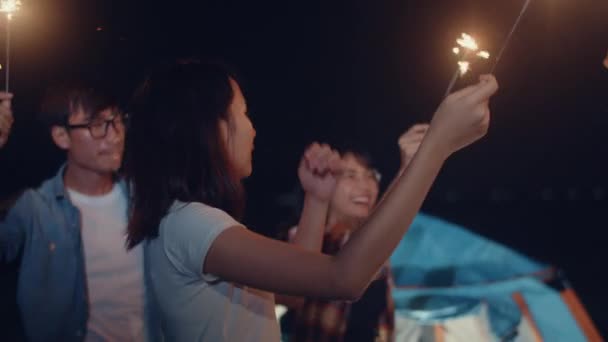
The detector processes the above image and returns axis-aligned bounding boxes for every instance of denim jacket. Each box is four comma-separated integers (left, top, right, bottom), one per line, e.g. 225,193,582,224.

0,166,160,342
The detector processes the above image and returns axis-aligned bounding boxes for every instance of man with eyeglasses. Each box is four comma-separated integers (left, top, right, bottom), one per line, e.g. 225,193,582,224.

0,82,148,341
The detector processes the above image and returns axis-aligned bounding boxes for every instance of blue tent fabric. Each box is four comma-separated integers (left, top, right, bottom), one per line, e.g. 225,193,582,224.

390,213,544,286
389,213,591,341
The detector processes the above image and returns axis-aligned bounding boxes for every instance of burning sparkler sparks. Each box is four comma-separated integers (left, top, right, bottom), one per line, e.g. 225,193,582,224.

445,33,490,97
458,61,470,76
0,0,20,16
456,33,480,52
452,33,490,76
477,51,490,59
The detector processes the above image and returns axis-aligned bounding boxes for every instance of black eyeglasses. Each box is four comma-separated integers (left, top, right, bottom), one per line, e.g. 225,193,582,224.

66,113,128,139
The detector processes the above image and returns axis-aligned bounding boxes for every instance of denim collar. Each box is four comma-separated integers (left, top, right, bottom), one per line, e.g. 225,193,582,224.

49,163,126,200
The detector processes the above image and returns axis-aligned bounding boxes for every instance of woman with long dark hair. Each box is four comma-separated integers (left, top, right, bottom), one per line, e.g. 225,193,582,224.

124,60,498,341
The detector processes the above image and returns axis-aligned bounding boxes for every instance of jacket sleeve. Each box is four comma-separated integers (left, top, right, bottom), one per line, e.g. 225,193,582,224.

0,191,30,263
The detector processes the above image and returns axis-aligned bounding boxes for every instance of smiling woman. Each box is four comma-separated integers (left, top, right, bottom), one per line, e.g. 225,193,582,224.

281,148,393,342
327,150,381,229
280,124,431,341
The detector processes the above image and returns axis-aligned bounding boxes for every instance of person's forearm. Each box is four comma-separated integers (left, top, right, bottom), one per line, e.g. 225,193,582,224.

333,138,447,296
381,166,406,205
291,194,329,251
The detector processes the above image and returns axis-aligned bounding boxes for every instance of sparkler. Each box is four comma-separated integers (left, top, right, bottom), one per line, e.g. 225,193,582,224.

490,0,532,73
0,0,21,92
444,33,490,98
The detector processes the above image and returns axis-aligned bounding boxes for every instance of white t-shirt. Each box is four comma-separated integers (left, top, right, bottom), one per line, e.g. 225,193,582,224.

145,201,280,342
68,184,144,342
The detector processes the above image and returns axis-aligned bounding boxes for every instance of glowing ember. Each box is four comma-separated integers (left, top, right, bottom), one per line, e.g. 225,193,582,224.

458,61,470,76
450,33,490,76
0,0,20,20
444,32,491,97
0,0,20,14
456,33,479,51
477,51,490,59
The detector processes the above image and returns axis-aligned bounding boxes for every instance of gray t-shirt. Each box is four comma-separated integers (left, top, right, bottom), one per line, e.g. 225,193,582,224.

145,201,280,341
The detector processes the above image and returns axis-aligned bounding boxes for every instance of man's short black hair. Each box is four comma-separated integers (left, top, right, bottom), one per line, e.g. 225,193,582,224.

38,78,121,128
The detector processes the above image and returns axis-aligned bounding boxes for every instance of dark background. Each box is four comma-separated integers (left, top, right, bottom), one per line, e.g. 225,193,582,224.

0,0,607,337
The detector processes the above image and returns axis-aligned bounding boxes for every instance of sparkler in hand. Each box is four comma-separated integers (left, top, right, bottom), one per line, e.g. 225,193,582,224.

445,33,490,98
0,0,21,91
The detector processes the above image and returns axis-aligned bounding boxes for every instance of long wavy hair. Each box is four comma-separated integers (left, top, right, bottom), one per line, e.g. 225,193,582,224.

124,60,245,249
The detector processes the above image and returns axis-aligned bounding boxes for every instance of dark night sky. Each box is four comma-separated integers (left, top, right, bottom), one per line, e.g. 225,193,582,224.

0,0,607,334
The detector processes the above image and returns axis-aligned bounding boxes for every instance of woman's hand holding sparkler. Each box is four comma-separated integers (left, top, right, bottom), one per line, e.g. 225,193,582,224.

426,74,498,159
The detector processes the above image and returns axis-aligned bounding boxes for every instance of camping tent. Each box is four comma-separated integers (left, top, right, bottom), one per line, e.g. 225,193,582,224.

390,213,603,342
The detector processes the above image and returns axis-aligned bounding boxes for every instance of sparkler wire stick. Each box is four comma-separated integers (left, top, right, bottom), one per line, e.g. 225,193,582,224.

444,67,461,98
490,0,532,73
5,13,9,91
0,0,20,92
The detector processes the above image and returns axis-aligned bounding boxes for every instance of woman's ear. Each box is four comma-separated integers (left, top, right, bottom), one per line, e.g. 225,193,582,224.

51,126,71,150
